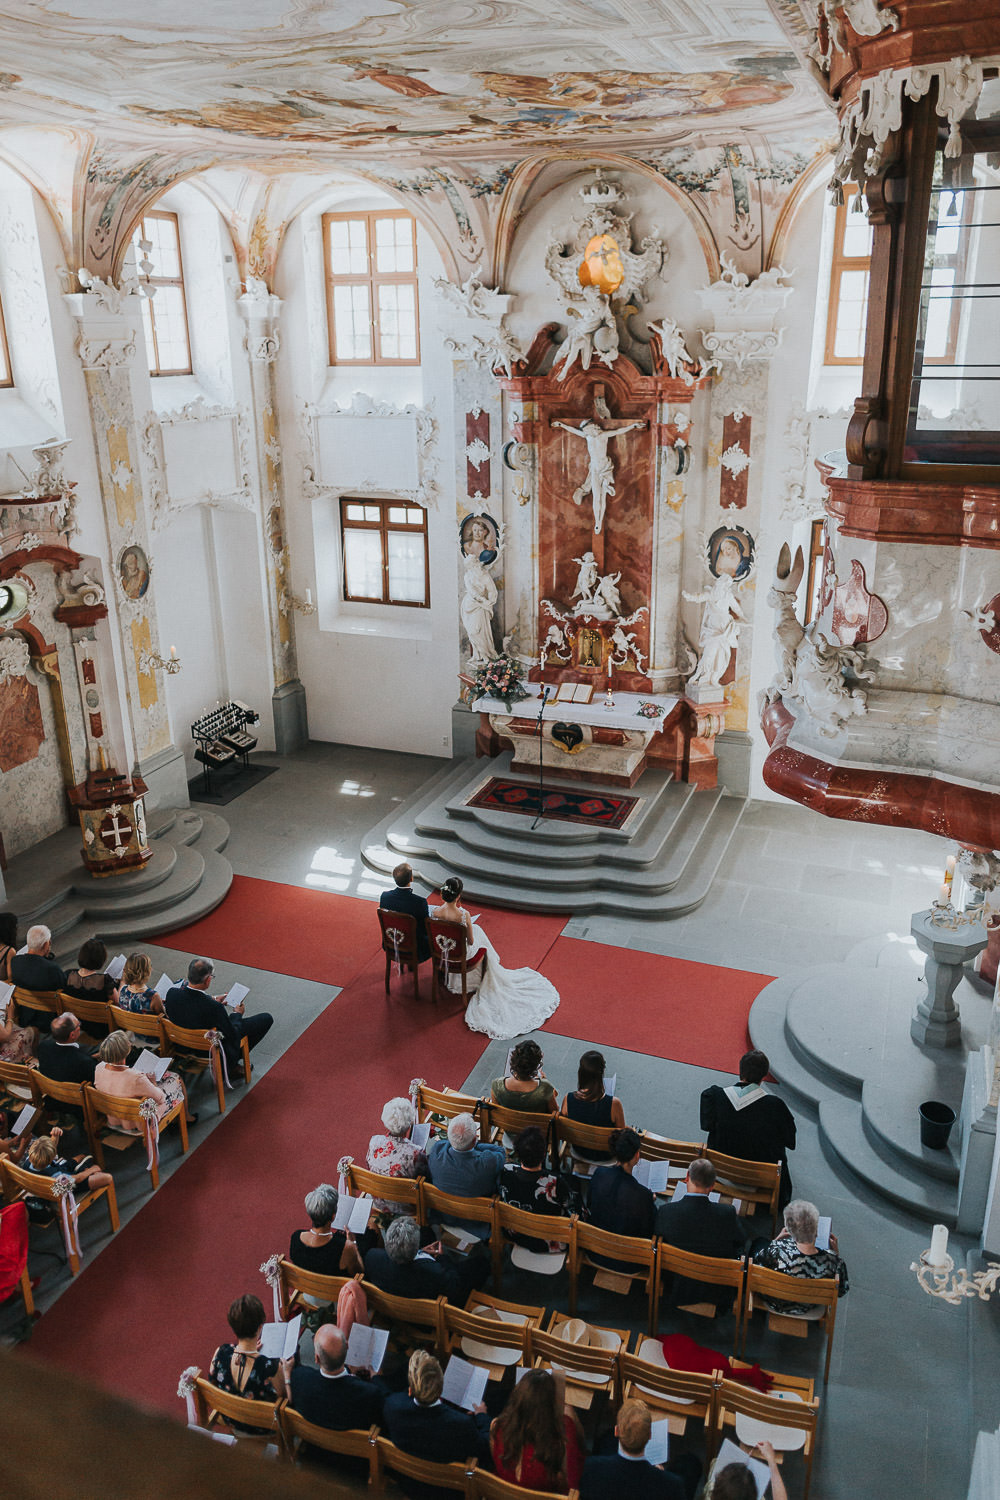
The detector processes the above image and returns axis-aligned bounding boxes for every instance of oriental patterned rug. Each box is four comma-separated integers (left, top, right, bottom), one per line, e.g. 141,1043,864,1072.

466,775,638,829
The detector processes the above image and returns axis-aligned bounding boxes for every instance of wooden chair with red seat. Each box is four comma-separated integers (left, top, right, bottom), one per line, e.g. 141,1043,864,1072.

378,909,423,1003
426,917,487,1006
0,1200,35,1321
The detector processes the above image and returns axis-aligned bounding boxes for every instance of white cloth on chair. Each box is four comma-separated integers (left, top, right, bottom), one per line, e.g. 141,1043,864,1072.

462,923,560,1041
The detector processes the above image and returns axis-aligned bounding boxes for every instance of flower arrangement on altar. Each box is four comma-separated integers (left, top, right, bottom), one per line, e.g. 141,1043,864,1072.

636,700,664,719
473,654,529,709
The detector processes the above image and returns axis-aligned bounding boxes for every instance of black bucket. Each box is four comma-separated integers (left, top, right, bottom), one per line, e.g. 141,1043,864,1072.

919,1101,956,1151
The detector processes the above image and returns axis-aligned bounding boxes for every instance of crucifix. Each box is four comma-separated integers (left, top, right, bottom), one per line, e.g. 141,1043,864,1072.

551,399,647,535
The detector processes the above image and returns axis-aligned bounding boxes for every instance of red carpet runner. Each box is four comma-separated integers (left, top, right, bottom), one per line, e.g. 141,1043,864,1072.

24,879,772,1414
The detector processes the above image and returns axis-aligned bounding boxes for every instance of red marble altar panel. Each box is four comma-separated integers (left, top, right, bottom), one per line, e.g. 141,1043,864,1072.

719,413,751,510
0,675,45,772
466,409,489,499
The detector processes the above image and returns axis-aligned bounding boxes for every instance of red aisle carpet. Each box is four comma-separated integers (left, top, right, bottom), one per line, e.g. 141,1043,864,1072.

23,878,772,1415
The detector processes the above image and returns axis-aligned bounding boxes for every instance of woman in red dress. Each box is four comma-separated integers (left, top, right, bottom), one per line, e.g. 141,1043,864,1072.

490,1369,584,1492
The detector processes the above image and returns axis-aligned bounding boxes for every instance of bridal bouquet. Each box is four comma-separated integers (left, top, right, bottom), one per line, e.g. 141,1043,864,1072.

473,654,529,710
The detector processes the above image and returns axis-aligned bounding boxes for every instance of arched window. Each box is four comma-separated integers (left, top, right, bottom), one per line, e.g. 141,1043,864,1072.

131,210,193,376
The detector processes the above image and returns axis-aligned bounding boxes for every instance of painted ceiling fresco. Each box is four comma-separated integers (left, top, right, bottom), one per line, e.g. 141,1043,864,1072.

0,0,828,160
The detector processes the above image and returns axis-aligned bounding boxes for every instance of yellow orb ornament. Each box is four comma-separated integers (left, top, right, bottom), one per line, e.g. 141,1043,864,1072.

578,233,625,296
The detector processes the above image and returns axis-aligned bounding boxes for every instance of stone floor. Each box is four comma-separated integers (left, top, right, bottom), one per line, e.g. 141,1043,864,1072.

3,741,991,1497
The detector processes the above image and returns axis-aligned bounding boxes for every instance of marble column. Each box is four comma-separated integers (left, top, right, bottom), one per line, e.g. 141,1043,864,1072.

910,907,988,1047
236,282,307,753
64,286,189,809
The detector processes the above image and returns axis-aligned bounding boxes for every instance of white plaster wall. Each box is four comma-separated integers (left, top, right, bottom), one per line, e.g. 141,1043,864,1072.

276,186,459,758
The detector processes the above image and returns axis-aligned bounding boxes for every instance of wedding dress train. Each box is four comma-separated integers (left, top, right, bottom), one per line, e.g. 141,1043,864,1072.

461,923,560,1041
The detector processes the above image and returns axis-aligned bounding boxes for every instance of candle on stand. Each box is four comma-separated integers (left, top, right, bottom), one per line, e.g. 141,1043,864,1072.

305,587,313,606
938,884,951,906
928,1223,949,1267
169,644,177,660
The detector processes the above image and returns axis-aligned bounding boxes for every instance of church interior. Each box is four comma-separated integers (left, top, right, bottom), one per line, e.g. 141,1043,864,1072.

1,2,1000,1496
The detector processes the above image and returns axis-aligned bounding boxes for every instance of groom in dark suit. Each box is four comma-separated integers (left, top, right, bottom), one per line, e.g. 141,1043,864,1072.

380,862,430,964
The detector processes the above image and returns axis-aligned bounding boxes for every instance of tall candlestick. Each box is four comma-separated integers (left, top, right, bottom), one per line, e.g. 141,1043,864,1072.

928,1224,949,1267
305,587,313,606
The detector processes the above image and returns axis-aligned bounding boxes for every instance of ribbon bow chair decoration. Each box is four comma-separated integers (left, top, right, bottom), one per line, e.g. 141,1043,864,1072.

434,933,458,982
260,1252,283,1322
385,925,408,976
337,1155,354,1197
139,1095,162,1174
177,1366,201,1426
205,1028,232,1089
409,1077,427,1114
50,1172,82,1266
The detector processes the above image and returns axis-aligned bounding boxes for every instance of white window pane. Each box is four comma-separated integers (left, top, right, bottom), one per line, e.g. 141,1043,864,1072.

841,209,872,260
923,269,955,358
145,216,181,279
387,532,425,602
833,269,869,360
333,284,371,360
378,283,416,360
345,503,365,520
149,286,191,372
406,508,423,524
329,218,369,276
375,217,414,274
344,529,383,599
934,220,961,257
363,505,381,522
388,505,408,524
139,296,156,373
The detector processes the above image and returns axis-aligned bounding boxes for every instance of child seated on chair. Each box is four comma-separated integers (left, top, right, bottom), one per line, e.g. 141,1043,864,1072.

22,1130,112,1220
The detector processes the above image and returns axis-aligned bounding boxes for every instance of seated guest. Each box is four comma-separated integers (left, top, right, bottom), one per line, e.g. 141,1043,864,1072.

209,1293,288,1432
93,1029,197,1128
363,1214,487,1303
383,1349,491,1482
284,1323,386,1433
560,1049,625,1162
289,1182,366,1277
0,984,37,1065
654,1157,748,1310
0,911,18,982
711,1442,786,1500
63,939,119,1007
37,1013,96,1085
26,1127,112,1197
753,1199,849,1315
367,1096,427,1215
426,1113,505,1240
11,925,67,1030
380,861,430,964
490,1038,558,1116
499,1127,582,1254
0,1107,31,1164
700,1049,796,1209
586,1127,655,1267
165,957,273,1075
115,952,164,1015
579,1398,701,1500
490,1368,584,1492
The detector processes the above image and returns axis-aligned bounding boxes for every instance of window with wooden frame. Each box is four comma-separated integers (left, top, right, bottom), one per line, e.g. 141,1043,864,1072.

323,211,419,366
131,210,193,376
0,291,12,388
805,519,826,624
339,497,429,607
824,186,874,365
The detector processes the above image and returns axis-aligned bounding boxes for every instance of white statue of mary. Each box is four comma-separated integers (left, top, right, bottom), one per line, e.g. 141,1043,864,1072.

462,553,499,664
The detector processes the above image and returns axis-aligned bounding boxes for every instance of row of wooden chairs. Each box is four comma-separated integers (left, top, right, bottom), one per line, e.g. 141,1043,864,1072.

411,1084,783,1231
5,987,251,1115
378,910,487,1006
339,1163,831,1372
24,1069,188,1191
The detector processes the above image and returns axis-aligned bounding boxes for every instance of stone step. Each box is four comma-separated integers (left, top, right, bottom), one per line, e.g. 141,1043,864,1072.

860,1078,960,1185
818,1097,959,1227
65,841,182,907
747,975,856,1116
189,808,231,853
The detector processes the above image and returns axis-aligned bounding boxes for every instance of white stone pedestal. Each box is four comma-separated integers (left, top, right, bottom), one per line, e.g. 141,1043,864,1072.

910,908,988,1047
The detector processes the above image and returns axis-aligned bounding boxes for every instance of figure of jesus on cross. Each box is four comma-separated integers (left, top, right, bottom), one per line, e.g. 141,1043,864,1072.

552,411,647,534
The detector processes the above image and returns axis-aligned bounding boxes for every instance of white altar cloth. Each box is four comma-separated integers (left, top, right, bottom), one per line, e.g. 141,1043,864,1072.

472,684,678,732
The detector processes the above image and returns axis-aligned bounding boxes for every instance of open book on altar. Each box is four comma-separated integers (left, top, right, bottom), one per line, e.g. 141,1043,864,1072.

554,681,594,704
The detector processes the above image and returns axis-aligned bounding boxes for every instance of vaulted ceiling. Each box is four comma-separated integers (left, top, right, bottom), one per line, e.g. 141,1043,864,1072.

0,0,829,162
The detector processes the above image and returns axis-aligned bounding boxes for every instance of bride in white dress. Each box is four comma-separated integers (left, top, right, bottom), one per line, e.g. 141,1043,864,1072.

430,877,561,1041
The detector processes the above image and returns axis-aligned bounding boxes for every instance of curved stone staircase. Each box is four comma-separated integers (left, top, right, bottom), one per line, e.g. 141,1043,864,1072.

361,752,745,916
1,806,233,965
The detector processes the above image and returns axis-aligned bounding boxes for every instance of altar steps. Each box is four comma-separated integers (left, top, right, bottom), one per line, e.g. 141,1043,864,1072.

0,805,234,964
749,957,967,1225
362,752,746,917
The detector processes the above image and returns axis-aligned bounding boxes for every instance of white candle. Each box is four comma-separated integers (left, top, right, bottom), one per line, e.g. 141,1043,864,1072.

945,855,957,875
169,644,177,660
939,884,951,905
928,1224,949,1267
305,587,313,606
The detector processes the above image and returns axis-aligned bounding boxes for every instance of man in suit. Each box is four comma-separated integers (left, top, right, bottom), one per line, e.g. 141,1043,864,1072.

37,1013,97,1086
580,1399,700,1500
164,957,272,1075
426,1113,505,1240
11,924,67,1030
383,1349,490,1494
363,1214,488,1303
654,1157,748,1311
700,1049,796,1209
379,862,430,964
284,1324,386,1435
